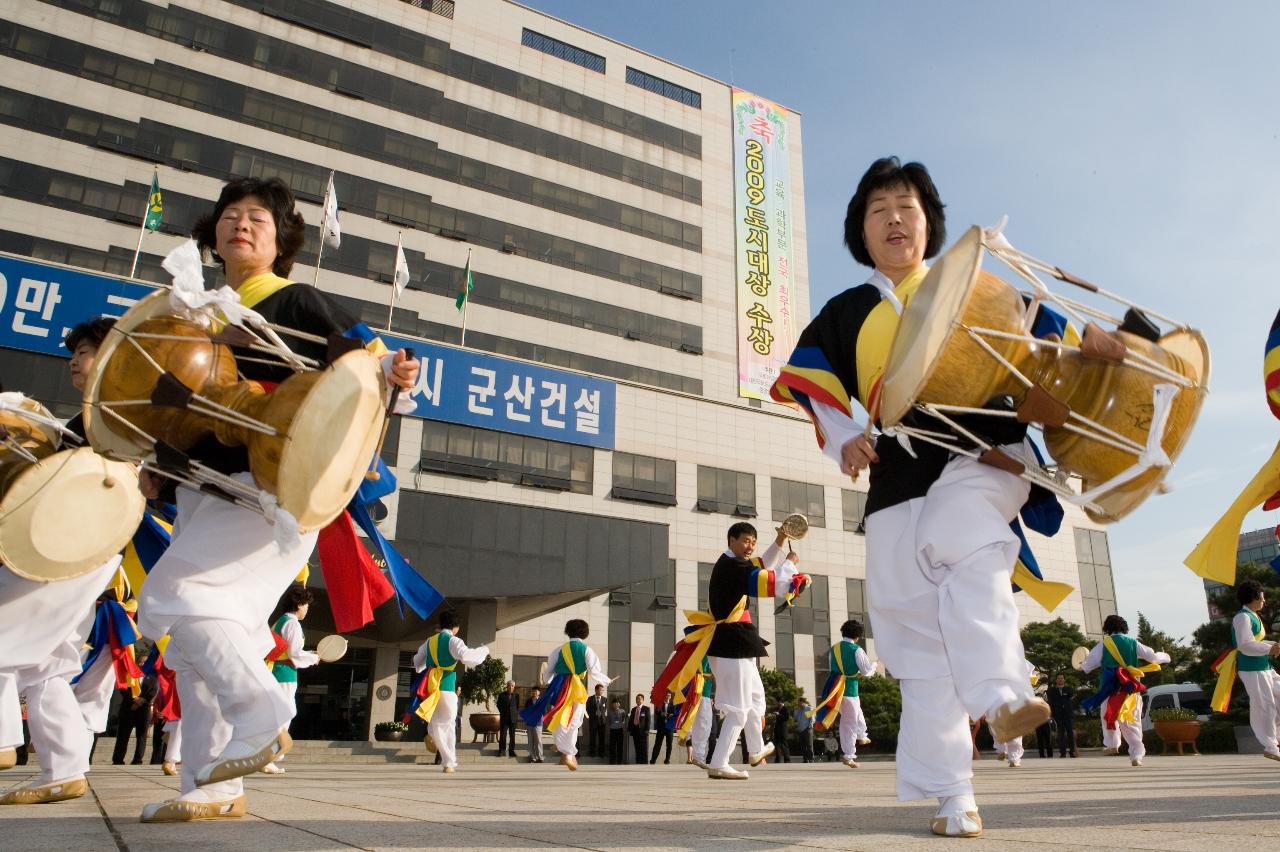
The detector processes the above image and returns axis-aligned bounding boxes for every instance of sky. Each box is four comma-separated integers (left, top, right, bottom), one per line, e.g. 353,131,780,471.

524,0,1280,643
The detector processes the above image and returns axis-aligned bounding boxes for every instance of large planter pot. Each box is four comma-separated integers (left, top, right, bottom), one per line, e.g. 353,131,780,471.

1153,719,1201,755
374,728,405,742
470,711,501,742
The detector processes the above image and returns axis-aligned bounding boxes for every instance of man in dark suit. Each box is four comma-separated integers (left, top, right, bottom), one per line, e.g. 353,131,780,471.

1047,674,1077,757
626,693,650,764
495,681,520,758
607,699,626,764
585,684,609,758
649,695,676,764
771,703,792,763
112,674,158,765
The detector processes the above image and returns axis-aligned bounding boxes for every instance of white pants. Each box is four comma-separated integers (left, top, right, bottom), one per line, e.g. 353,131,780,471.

1238,669,1280,752
839,696,867,759
995,736,1023,763
427,691,459,769
165,617,295,799
164,719,182,763
14,649,90,784
1099,698,1145,760
0,559,116,670
73,650,116,735
0,673,20,750
866,448,1032,802
553,703,585,757
708,657,765,769
690,697,715,763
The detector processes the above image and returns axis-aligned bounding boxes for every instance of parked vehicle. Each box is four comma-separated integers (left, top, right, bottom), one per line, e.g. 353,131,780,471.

1141,683,1211,731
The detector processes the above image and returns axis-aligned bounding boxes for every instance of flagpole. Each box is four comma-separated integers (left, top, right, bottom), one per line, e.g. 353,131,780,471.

387,230,402,331
312,171,333,286
460,247,472,348
129,167,157,279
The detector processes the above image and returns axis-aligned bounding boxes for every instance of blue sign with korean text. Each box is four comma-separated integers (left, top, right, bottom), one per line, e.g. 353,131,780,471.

0,254,615,449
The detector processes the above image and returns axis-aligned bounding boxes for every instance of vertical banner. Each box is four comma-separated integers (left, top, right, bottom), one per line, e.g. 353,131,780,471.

732,88,798,400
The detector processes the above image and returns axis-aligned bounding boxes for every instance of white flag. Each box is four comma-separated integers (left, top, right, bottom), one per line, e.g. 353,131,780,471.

322,173,341,249
393,238,410,297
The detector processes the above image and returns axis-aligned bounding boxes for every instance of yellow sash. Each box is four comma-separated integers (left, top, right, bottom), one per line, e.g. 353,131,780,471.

672,673,706,740
1011,560,1074,612
414,634,457,722
854,266,928,412
667,596,750,697
1210,616,1266,712
1104,635,1161,724
810,646,848,720
234,272,294,310
546,642,589,733
1185,439,1280,584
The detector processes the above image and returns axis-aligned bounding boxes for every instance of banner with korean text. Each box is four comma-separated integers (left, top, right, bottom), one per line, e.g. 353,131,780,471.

0,253,615,449
731,89,799,400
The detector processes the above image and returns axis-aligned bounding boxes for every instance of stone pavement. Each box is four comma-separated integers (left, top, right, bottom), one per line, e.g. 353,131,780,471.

2,753,1278,851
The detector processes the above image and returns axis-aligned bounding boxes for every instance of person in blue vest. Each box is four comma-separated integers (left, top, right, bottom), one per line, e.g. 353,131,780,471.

523,619,612,771
260,585,320,775
1080,615,1169,767
1218,580,1280,759
813,619,878,769
408,610,489,774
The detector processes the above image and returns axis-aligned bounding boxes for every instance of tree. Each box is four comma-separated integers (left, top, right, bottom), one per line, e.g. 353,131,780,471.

1135,611,1196,685
857,674,902,751
458,656,508,711
758,666,804,710
1020,618,1089,689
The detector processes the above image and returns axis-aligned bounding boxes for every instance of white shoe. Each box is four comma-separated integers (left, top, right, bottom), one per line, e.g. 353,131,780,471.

707,765,749,780
841,757,859,769
691,756,710,770
1008,760,1021,768
141,794,246,823
260,762,285,775
930,811,982,838
196,729,292,787
748,742,775,766
856,737,871,746
988,697,1051,743
1131,759,1143,767
1262,750,1280,763
1102,747,1120,756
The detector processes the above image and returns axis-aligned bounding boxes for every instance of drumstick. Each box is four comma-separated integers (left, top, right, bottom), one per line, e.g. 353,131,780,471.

366,347,416,481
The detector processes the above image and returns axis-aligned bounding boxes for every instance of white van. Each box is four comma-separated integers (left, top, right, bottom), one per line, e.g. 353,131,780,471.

1140,683,1211,731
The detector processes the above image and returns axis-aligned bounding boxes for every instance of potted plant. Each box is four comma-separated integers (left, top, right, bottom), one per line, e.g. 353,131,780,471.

374,720,408,742
1151,706,1201,755
459,656,509,741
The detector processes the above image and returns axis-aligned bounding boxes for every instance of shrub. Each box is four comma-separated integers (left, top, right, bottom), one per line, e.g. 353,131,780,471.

374,721,408,733
1150,706,1197,722
459,656,509,710
857,675,901,752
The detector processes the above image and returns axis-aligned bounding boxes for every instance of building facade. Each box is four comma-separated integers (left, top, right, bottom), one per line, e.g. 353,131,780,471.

0,0,1117,740
1203,527,1278,621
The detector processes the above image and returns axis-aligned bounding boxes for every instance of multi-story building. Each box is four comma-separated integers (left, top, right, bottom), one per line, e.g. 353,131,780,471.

1203,527,1278,620
0,0,1117,740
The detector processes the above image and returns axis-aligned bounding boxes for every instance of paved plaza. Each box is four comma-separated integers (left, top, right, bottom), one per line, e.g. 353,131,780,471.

2,753,1278,851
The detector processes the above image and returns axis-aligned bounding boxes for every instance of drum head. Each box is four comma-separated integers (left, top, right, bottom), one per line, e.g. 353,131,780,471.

1070,646,1089,671
879,226,986,427
82,289,175,460
0,447,145,581
276,349,387,531
779,513,809,540
0,396,63,454
316,634,348,663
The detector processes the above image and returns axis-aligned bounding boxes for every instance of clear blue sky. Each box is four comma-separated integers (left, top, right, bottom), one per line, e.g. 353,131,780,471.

525,1,1280,642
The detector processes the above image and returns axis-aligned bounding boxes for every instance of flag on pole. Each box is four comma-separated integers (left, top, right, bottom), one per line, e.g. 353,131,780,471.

393,237,410,298
455,254,473,312
144,171,163,232
322,173,341,249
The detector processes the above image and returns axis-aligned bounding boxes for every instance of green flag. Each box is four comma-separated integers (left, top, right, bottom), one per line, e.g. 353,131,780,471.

144,171,163,232
455,254,473,311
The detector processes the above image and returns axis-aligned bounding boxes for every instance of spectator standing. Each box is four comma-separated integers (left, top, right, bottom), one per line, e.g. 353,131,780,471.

794,700,814,763
585,684,609,758
650,695,675,764
1046,674,1077,757
496,681,520,758
772,704,792,763
112,674,158,765
607,699,626,764
627,693,650,764
524,687,544,763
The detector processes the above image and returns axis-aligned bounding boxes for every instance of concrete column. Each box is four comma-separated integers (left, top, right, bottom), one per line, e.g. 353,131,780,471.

367,644,402,741
460,599,498,646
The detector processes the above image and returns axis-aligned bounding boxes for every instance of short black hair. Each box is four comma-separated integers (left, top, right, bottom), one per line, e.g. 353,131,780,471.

840,619,864,641
843,157,946,268
1237,579,1265,607
438,609,460,630
64,316,116,352
1102,614,1128,635
282,584,313,612
727,522,758,542
565,618,590,639
193,176,308,278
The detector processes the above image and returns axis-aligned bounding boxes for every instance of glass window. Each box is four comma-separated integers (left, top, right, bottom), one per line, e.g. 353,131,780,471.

696,466,755,515
771,479,825,528
842,489,867,534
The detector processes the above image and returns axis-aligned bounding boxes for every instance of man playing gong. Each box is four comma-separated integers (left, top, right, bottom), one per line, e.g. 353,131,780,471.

772,157,1056,838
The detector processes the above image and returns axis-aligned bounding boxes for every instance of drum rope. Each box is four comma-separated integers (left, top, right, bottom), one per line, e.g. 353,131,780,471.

967,325,1193,388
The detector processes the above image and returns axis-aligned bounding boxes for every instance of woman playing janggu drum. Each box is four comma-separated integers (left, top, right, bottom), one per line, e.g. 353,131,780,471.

771,157,1056,838
132,177,418,823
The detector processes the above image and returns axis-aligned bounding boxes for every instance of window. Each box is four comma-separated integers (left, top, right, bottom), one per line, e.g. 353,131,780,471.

625,67,701,108
696,466,756,516
771,479,825,528
521,29,605,74
846,578,872,639
612,452,676,506
419,421,593,495
842,490,868,534
1074,527,1116,637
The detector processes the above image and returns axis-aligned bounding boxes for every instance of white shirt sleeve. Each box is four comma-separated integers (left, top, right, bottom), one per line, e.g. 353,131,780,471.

1234,612,1275,656
448,635,490,667
281,617,319,669
755,541,799,594
1080,642,1104,673
542,648,560,685
854,646,876,677
811,400,867,471
1134,641,1172,665
584,646,611,689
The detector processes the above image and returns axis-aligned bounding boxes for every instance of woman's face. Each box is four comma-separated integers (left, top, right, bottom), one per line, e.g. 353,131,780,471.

215,194,278,275
862,183,928,274
68,340,98,392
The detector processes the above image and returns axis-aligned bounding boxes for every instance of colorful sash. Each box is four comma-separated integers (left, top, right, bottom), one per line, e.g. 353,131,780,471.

1080,635,1160,728
140,640,180,722
72,599,143,697
521,641,589,732
1210,609,1272,712
650,596,750,706
405,631,458,723
811,641,861,730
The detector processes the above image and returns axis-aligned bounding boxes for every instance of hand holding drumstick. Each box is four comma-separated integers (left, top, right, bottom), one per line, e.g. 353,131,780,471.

839,434,879,482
